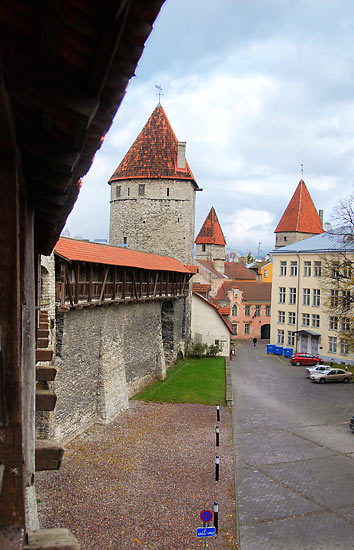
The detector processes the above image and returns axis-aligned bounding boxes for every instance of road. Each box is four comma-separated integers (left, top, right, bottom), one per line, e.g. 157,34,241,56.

231,341,354,550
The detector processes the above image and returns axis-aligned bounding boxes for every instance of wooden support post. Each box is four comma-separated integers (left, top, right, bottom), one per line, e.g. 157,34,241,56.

122,268,126,299
74,263,79,305
88,263,93,303
99,266,109,304
153,272,159,299
64,263,74,307
60,262,65,308
112,266,116,300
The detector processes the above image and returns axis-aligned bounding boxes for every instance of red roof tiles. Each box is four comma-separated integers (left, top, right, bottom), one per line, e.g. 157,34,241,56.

108,105,199,187
224,262,257,280
192,283,211,293
54,237,194,274
216,281,271,302
275,180,324,234
195,207,226,245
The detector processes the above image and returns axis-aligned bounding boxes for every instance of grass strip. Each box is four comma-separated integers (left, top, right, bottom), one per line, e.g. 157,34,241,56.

132,356,226,405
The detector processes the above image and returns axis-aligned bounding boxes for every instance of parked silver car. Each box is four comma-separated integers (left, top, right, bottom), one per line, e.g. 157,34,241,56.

305,365,329,378
310,369,353,384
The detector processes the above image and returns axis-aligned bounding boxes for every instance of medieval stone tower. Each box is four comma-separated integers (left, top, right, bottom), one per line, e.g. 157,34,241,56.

274,179,324,249
195,207,226,274
109,104,201,264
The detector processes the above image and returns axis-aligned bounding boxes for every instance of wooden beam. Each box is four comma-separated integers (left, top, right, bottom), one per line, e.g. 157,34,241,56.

74,263,79,304
98,266,109,304
36,390,57,412
25,528,80,550
64,263,74,307
153,272,159,299
60,263,65,308
35,349,53,363
35,440,64,472
88,263,93,303
36,367,57,382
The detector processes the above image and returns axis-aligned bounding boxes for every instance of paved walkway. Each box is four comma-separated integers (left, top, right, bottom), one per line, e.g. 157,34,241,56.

231,341,354,550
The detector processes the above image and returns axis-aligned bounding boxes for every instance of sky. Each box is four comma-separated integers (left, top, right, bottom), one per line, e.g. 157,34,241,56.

64,0,354,257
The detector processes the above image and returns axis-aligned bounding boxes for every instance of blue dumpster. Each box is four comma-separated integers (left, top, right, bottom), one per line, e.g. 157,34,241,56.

274,346,283,355
283,348,293,358
267,344,275,354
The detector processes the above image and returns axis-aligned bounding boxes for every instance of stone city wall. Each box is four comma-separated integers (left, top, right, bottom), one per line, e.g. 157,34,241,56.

38,296,189,443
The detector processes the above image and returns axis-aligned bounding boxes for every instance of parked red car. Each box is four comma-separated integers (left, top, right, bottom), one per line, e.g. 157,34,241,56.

290,353,323,366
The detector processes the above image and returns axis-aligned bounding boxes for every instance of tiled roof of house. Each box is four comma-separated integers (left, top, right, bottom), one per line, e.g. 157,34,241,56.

192,283,211,293
108,105,199,187
224,262,257,280
275,180,324,234
196,259,227,279
55,237,194,273
195,207,226,245
192,291,233,333
216,281,272,302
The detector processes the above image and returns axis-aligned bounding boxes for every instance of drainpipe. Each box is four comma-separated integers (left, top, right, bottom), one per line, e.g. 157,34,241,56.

295,253,300,353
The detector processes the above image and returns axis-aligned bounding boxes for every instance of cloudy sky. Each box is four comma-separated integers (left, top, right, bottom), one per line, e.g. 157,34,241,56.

64,0,354,257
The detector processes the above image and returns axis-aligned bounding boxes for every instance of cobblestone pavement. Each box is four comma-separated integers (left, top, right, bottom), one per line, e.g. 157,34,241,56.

232,341,354,550
36,401,236,550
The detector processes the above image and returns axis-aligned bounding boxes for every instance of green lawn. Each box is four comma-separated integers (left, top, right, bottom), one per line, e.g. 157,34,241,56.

132,356,226,405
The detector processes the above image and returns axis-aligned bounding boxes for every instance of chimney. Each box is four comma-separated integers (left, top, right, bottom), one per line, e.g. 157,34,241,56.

319,209,324,226
177,142,186,170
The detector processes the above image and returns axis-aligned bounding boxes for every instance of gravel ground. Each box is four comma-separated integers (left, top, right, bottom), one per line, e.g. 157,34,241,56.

36,401,237,550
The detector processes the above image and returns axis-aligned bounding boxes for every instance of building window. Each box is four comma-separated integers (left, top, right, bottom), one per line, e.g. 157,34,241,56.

138,184,145,196
245,305,251,316
313,289,320,307
304,261,312,277
232,324,238,335
232,305,238,316
289,287,296,304
302,313,310,327
279,287,286,303
280,261,287,276
340,339,349,355
343,261,352,278
303,288,310,305
244,323,250,335
342,318,350,331
123,236,128,245
329,316,338,330
332,263,340,279
278,311,285,323
330,289,338,307
314,261,322,277
202,244,206,252
255,305,261,316
264,269,268,278
290,261,298,276
288,312,296,325
167,187,170,197
116,185,121,198
312,314,320,328
329,336,337,353
266,305,271,316
342,290,351,310
288,331,295,346
277,329,284,344
127,187,130,196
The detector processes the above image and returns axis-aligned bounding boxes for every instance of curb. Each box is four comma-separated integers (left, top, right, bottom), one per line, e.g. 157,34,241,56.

225,358,233,406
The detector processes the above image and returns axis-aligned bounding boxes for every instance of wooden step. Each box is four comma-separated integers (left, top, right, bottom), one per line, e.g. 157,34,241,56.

37,329,49,338
36,389,57,411
35,440,64,472
36,349,53,362
37,338,49,348
25,528,79,550
36,366,57,381
38,322,49,330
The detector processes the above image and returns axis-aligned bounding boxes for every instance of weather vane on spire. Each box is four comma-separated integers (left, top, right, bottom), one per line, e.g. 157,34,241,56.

301,160,304,178
155,84,163,105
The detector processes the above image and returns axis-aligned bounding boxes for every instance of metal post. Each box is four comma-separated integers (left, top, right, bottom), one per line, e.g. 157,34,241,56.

216,404,220,422
215,426,220,447
203,522,207,550
214,502,219,534
215,456,220,481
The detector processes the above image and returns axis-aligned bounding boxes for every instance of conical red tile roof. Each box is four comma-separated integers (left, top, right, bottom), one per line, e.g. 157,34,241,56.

275,180,324,234
108,105,198,187
195,207,226,245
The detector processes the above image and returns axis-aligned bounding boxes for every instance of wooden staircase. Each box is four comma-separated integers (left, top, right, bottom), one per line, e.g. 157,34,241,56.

35,311,62,471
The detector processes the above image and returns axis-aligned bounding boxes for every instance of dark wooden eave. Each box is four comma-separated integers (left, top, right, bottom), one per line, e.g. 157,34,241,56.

0,0,165,255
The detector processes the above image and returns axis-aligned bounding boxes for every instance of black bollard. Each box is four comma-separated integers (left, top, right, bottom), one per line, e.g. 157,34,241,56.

216,404,220,422
215,426,220,447
214,502,219,534
215,455,220,481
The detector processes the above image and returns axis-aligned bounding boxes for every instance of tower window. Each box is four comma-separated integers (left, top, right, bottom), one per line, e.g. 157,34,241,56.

123,237,127,245
202,244,206,252
116,185,121,198
138,184,145,196
167,187,170,196
127,187,130,196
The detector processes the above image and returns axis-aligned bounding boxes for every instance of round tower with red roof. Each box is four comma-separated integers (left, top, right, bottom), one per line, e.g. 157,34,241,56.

274,179,324,248
108,104,201,264
195,207,227,273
